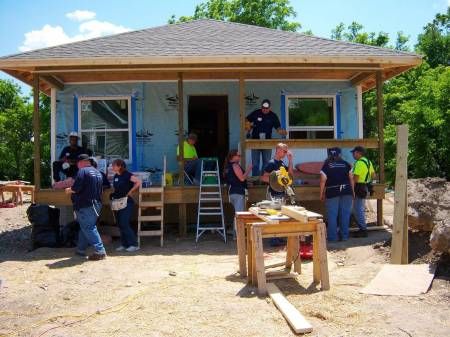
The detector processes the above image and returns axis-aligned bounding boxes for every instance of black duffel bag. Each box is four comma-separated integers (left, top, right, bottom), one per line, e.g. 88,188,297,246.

27,204,61,250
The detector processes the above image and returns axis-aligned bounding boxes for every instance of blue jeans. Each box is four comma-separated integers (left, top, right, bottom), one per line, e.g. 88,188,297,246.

251,149,272,176
325,194,353,241
115,197,137,248
185,159,202,184
75,202,105,254
353,197,367,230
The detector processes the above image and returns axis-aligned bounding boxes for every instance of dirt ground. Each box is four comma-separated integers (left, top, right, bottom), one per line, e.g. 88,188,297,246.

0,196,449,337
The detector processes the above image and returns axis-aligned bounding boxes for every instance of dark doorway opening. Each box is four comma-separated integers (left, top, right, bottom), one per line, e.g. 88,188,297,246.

188,95,229,170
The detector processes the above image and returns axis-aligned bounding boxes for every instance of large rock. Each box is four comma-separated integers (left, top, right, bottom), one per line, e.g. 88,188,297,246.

430,220,450,253
407,178,450,231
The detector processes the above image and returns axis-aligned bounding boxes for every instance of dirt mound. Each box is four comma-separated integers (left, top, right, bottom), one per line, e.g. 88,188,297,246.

430,219,450,254
407,177,450,231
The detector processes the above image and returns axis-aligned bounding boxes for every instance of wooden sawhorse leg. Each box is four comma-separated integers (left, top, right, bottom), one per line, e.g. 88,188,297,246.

253,226,267,296
236,218,247,277
313,222,330,290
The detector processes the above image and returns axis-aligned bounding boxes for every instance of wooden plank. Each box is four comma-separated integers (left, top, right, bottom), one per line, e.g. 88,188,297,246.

376,70,385,228
139,201,163,208
139,230,163,236
253,226,267,296
267,283,313,334
40,75,64,90
312,231,320,283
350,71,374,86
140,187,163,193
317,222,330,290
236,217,247,277
281,206,308,223
239,75,246,168
391,124,408,264
245,138,379,149
33,74,41,191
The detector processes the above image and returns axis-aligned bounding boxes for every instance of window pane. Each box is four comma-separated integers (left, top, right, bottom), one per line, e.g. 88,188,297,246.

81,131,129,159
288,98,333,127
81,99,129,130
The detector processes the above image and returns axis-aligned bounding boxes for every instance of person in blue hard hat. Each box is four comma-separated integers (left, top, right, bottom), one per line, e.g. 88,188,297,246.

320,147,355,241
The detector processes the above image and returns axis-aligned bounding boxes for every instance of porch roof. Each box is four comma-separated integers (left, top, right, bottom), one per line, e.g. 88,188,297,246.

0,19,422,93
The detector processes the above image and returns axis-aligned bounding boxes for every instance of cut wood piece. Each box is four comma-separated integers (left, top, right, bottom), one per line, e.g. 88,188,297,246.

138,215,163,222
267,273,298,281
281,205,308,223
267,283,313,334
265,261,286,269
139,201,163,208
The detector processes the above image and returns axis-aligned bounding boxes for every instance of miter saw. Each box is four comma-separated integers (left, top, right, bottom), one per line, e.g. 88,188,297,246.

269,166,296,204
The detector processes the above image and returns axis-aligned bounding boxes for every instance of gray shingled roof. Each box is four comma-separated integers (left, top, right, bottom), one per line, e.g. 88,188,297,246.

1,19,419,60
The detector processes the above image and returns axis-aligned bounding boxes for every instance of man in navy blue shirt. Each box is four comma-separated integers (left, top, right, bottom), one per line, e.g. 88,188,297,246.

65,154,106,260
53,131,92,181
246,99,288,176
261,143,294,199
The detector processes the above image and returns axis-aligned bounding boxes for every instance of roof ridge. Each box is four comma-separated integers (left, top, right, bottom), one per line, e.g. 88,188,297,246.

200,19,418,57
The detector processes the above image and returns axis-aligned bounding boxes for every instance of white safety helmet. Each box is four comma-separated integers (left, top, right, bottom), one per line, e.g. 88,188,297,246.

69,131,79,138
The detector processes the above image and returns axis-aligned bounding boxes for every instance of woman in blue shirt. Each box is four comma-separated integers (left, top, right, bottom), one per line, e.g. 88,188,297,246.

224,149,252,238
319,148,355,241
111,159,141,252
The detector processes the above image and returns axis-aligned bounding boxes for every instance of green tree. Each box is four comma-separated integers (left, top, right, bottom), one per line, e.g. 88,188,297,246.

0,80,51,186
169,0,301,31
416,7,450,67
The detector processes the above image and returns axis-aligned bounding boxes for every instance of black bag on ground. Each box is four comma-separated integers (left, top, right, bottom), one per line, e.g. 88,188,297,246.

60,221,80,247
27,204,61,250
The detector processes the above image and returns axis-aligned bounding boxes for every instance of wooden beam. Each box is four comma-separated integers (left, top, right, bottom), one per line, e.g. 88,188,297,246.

351,72,374,86
391,125,408,264
376,71,385,228
40,75,64,90
246,138,379,149
33,75,41,190
267,283,313,333
177,72,187,236
239,75,246,168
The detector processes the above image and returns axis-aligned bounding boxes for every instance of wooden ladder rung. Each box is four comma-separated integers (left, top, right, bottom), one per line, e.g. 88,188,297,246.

139,230,162,236
140,187,164,193
139,201,163,208
138,215,163,222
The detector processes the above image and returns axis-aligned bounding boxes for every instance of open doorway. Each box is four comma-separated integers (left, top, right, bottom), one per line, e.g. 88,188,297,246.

188,95,229,170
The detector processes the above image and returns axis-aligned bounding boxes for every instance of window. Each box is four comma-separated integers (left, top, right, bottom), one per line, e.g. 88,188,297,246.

286,96,335,139
79,97,131,160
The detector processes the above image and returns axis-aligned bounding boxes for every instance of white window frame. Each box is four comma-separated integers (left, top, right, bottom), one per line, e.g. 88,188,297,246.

285,95,337,139
78,96,132,160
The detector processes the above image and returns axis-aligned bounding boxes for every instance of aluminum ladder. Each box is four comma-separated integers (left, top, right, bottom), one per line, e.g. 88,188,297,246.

196,158,226,242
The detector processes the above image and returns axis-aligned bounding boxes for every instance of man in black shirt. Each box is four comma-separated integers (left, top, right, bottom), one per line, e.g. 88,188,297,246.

52,131,91,182
261,143,294,199
246,99,287,176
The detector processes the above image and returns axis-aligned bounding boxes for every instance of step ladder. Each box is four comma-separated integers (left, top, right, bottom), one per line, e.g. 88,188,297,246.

137,156,166,247
196,158,226,242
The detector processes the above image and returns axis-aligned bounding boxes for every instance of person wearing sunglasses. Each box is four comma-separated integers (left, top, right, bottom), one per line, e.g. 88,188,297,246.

223,149,252,238
246,99,288,176
261,143,294,200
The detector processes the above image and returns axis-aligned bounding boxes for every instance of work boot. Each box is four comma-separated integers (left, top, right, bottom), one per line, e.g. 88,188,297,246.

88,253,107,261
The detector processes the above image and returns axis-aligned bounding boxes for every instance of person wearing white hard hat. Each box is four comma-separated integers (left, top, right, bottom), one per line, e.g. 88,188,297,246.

246,99,288,176
52,131,91,182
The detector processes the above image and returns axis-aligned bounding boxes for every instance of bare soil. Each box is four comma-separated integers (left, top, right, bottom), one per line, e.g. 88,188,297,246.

0,197,449,337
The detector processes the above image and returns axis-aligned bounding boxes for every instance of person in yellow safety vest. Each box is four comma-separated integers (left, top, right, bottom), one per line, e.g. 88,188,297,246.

177,133,201,185
351,146,376,238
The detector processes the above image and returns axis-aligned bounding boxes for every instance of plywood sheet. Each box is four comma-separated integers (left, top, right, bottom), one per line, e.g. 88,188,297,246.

361,264,435,296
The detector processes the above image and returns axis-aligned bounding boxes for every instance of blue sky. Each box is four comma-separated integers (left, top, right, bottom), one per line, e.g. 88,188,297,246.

0,0,448,94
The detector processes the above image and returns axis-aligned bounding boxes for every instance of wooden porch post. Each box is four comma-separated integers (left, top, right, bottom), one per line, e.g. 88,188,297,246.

177,72,187,236
239,75,246,168
376,71,385,227
33,74,41,191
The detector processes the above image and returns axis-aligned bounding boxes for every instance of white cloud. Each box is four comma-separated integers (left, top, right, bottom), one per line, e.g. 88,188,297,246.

66,10,96,22
19,19,131,52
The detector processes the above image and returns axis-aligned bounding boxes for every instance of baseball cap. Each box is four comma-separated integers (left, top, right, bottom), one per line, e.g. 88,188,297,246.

78,154,90,161
350,146,366,154
261,99,271,108
69,131,79,138
327,147,341,158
